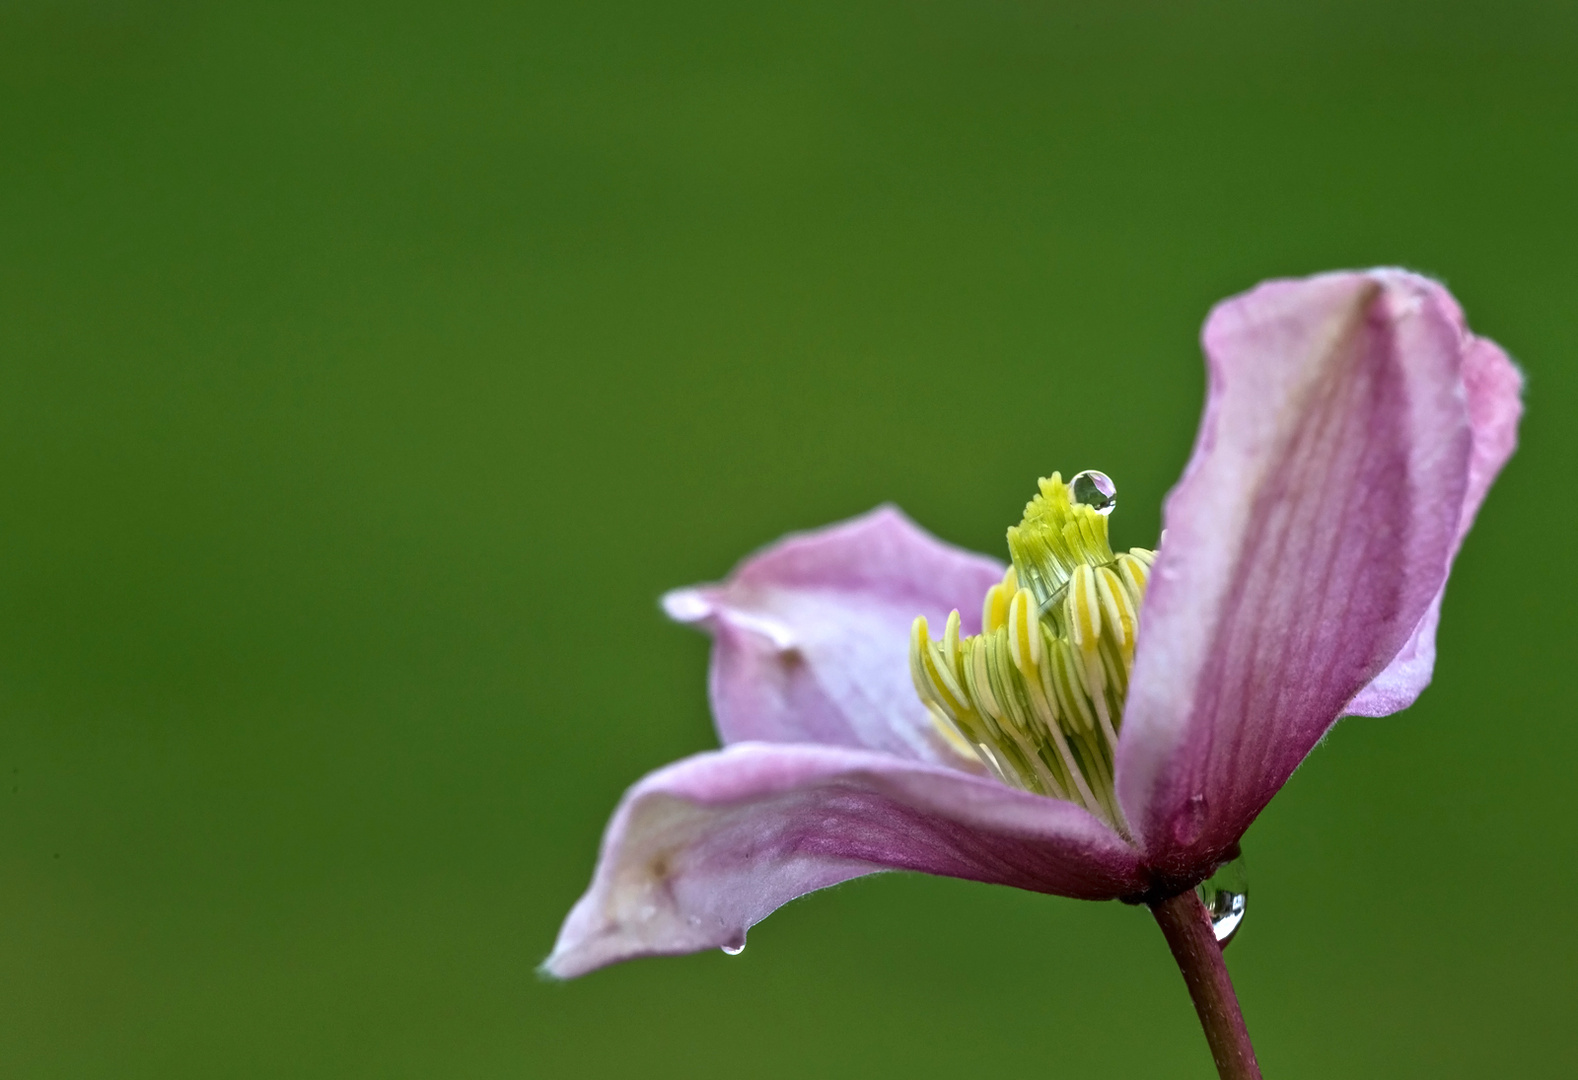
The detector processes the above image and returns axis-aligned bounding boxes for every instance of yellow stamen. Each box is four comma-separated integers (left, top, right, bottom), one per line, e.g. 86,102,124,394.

910,470,1157,832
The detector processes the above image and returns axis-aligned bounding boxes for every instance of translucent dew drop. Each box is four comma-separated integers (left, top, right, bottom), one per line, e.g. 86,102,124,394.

720,942,745,956
1070,470,1117,515
1196,851,1248,946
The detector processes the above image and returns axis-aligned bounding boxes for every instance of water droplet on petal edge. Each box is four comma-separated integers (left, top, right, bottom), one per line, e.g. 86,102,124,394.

1070,470,1117,515
720,941,745,956
1196,851,1248,947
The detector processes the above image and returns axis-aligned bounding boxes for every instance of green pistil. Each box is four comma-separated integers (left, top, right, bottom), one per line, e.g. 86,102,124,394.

1007,473,1118,616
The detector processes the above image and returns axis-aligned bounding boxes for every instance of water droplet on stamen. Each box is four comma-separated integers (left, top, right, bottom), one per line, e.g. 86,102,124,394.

1070,470,1117,516
1196,851,1248,947
720,942,745,956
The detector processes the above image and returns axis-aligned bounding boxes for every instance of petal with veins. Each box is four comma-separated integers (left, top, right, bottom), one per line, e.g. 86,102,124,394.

544,742,1145,978
1117,270,1482,882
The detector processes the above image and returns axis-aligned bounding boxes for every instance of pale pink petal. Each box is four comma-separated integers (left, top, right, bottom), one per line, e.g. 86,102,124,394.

1117,270,1481,883
663,506,1004,763
543,743,1144,978
1346,326,1523,715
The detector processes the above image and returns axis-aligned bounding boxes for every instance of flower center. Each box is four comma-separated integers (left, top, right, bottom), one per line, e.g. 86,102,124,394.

909,471,1154,830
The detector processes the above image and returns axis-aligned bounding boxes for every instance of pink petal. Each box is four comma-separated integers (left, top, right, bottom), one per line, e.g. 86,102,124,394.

1346,322,1523,715
543,743,1145,978
1117,270,1485,883
663,506,1004,763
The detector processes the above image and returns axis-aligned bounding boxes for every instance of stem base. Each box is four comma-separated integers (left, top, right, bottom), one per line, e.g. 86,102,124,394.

1150,889,1262,1080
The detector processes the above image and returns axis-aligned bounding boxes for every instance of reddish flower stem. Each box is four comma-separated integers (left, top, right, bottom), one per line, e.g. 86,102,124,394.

1150,889,1262,1080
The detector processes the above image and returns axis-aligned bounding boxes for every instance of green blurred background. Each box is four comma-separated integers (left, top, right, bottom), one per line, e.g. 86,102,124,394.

0,1,1573,1076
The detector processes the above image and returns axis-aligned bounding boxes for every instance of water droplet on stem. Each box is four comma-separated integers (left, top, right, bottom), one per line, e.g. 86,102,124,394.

1196,851,1248,946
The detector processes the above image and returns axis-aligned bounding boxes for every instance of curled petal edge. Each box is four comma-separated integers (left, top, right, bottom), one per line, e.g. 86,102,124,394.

662,505,1004,762
1345,325,1523,715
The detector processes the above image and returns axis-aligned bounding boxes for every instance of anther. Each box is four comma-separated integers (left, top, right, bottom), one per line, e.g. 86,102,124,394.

1007,587,1041,674
1067,564,1102,654
1094,566,1135,656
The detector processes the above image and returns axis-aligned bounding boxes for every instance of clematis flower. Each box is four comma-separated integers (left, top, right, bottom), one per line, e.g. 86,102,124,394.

544,269,1522,1077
